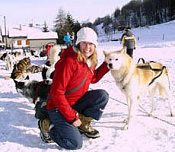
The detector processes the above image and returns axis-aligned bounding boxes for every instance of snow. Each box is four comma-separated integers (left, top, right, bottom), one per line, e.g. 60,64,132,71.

7,25,58,39
1,20,175,152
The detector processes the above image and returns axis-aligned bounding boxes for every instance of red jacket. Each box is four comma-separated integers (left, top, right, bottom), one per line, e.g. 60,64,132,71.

46,47,109,123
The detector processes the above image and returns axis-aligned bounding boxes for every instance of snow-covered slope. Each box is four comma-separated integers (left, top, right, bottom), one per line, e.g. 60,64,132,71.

0,21,175,152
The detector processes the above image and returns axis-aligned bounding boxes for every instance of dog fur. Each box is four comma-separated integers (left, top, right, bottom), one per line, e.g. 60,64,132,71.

47,45,61,66
11,57,31,79
26,65,43,73
41,65,54,85
104,47,174,129
14,79,51,104
4,53,16,71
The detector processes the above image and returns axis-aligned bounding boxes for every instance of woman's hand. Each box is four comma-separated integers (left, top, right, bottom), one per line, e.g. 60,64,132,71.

72,119,82,127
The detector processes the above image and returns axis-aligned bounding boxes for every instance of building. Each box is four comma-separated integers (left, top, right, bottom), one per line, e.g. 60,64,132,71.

1,24,58,50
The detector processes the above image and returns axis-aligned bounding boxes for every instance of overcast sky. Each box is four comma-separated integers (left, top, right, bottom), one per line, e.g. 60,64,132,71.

0,0,131,27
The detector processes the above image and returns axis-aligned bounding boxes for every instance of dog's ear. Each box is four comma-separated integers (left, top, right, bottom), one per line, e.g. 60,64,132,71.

121,47,127,54
103,50,108,57
25,75,30,80
14,80,25,89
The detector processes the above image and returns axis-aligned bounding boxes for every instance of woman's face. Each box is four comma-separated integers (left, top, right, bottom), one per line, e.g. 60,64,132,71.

79,41,95,58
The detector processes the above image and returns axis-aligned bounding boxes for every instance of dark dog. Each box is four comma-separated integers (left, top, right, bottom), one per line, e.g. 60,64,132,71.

14,79,51,104
14,78,51,120
41,66,54,85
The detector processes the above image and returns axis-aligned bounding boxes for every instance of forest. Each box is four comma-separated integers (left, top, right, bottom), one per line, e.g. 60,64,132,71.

53,0,175,43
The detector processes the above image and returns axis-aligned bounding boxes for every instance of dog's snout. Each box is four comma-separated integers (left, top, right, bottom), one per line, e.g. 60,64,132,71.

108,63,113,69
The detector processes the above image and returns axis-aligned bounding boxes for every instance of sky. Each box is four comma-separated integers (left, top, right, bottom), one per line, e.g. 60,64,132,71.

0,0,131,27
0,20,175,152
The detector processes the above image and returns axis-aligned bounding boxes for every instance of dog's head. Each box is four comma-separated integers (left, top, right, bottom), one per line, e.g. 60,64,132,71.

14,79,39,102
41,66,54,85
104,47,131,70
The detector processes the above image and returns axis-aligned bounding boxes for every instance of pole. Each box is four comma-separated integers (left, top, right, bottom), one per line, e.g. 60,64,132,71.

4,16,7,48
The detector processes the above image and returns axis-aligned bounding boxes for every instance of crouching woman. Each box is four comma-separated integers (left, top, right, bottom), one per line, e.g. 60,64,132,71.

41,27,109,150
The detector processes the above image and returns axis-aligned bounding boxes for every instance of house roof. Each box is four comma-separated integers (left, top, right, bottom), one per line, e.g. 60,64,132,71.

7,25,58,39
8,27,27,37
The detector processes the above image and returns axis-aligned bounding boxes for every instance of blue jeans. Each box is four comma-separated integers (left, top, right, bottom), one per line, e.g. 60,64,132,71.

48,89,109,150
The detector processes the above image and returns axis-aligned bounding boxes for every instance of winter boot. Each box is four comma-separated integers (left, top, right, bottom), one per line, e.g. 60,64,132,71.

38,118,53,143
78,114,100,139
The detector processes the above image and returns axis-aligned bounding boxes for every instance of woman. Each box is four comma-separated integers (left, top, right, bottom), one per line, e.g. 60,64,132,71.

39,27,109,150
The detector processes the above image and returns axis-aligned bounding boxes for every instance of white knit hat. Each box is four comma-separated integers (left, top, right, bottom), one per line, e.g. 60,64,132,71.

75,27,98,47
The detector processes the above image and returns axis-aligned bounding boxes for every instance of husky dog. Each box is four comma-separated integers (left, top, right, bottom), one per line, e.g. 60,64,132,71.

26,65,43,73
14,78,51,104
16,57,31,70
11,57,31,79
0,52,8,61
4,53,16,71
47,45,61,66
104,47,174,129
14,79,39,102
41,65,55,85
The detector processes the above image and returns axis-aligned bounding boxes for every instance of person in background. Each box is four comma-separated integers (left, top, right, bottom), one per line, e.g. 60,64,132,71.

71,32,75,45
38,27,109,150
63,32,72,47
121,28,136,58
45,44,54,58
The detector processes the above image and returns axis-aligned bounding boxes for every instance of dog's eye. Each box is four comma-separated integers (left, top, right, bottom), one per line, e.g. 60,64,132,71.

109,59,112,61
115,59,118,61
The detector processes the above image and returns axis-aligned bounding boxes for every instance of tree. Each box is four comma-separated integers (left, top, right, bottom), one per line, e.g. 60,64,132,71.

54,8,81,44
42,21,49,32
114,8,121,19
63,14,74,33
54,8,67,44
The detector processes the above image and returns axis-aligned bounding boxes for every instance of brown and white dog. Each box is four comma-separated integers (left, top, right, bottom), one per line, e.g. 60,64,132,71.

104,47,174,129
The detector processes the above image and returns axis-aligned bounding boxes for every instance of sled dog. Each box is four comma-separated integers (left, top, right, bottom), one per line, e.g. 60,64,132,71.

16,57,31,71
14,79,51,104
26,65,43,73
4,53,16,71
11,57,31,79
41,65,55,84
104,47,174,129
47,45,61,66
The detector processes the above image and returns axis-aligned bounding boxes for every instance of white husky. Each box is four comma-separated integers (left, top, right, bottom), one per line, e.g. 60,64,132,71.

4,53,16,71
47,45,61,66
104,47,174,129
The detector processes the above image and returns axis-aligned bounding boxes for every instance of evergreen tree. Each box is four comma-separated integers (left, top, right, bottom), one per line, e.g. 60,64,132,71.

64,14,75,34
54,8,81,44
43,21,49,32
54,8,67,44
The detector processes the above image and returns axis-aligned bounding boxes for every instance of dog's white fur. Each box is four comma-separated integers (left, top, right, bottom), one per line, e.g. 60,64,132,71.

42,65,55,84
104,47,174,129
4,53,16,71
48,45,61,66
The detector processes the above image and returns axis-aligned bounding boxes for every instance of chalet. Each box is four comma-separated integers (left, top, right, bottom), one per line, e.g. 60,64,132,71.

1,24,58,50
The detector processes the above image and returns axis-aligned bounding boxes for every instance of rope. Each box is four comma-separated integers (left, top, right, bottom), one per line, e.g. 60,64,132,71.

139,105,175,127
109,96,127,106
148,66,166,86
108,95,175,127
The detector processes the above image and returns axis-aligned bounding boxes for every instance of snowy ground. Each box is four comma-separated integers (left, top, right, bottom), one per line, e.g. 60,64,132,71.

0,21,175,152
